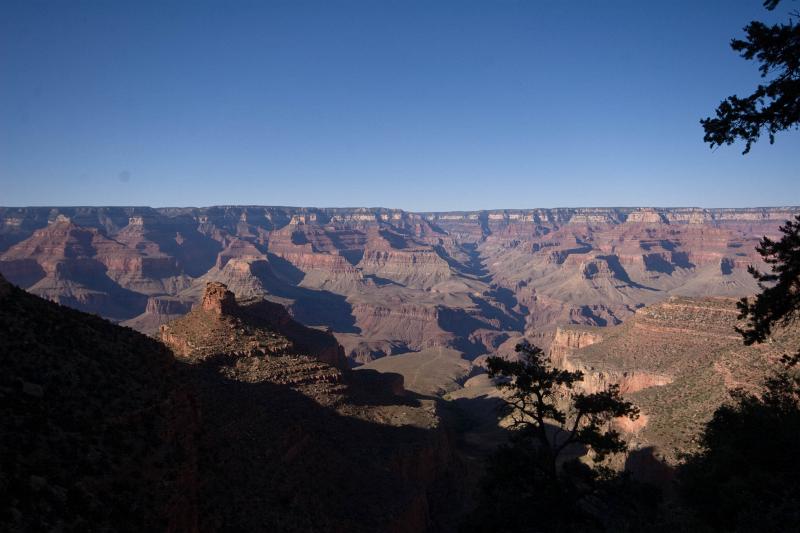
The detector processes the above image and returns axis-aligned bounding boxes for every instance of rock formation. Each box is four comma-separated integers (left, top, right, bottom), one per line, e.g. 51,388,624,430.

0,217,150,319
157,281,463,532
548,326,604,365
200,281,237,314
161,281,347,369
121,295,193,335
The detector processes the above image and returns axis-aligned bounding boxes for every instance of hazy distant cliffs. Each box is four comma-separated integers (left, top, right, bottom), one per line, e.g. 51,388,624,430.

1,205,797,364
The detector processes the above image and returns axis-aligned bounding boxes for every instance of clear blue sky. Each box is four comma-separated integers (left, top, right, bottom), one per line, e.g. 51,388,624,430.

1,0,798,211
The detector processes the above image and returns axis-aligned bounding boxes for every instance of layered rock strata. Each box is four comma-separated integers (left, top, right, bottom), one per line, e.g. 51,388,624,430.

1,206,797,365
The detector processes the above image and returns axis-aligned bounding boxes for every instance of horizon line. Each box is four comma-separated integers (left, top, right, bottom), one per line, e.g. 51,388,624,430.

2,204,800,213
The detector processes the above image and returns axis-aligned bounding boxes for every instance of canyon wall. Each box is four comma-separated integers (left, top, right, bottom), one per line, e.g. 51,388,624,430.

1,206,796,363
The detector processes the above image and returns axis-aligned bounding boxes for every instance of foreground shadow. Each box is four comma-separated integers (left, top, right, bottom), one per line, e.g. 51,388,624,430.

0,275,466,533
184,358,463,532
624,446,676,487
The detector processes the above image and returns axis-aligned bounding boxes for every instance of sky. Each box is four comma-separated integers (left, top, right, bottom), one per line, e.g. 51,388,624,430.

1,0,798,211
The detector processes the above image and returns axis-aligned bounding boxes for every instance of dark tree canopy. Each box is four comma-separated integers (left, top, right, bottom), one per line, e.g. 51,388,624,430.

701,0,800,153
464,343,643,532
736,215,800,353
679,374,800,531
486,342,639,473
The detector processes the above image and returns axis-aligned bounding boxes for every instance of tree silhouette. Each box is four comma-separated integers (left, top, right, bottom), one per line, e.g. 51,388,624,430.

464,342,641,532
736,214,800,363
646,2,800,528
701,0,800,153
679,372,800,530
487,342,639,478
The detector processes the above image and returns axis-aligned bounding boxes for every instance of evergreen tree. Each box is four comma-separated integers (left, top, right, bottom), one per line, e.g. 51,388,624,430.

737,214,800,364
465,342,642,532
701,0,800,153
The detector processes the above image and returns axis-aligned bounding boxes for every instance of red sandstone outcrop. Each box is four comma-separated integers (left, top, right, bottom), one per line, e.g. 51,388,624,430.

157,281,463,531
200,281,236,314
161,282,347,369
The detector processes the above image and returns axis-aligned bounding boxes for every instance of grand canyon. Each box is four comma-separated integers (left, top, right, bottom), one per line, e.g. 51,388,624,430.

5,0,800,529
3,204,800,531
2,205,794,357
2,208,796,420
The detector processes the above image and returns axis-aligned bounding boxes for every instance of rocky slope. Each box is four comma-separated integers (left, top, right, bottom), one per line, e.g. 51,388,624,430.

160,281,347,369
0,273,199,532
2,275,466,532
1,206,796,364
159,281,464,532
549,296,799,465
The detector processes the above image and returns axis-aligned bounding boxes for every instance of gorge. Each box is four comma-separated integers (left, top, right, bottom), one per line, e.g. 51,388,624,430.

3,205,799,531
2,205,794,363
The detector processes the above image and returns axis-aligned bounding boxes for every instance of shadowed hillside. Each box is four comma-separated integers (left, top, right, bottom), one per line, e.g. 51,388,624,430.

0,273,199,532
1,275,466,532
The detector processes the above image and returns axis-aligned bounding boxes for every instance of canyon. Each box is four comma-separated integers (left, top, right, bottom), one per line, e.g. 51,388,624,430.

548,296,799,467
1,205,795,366
2,205,798,470
3,205,800,530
